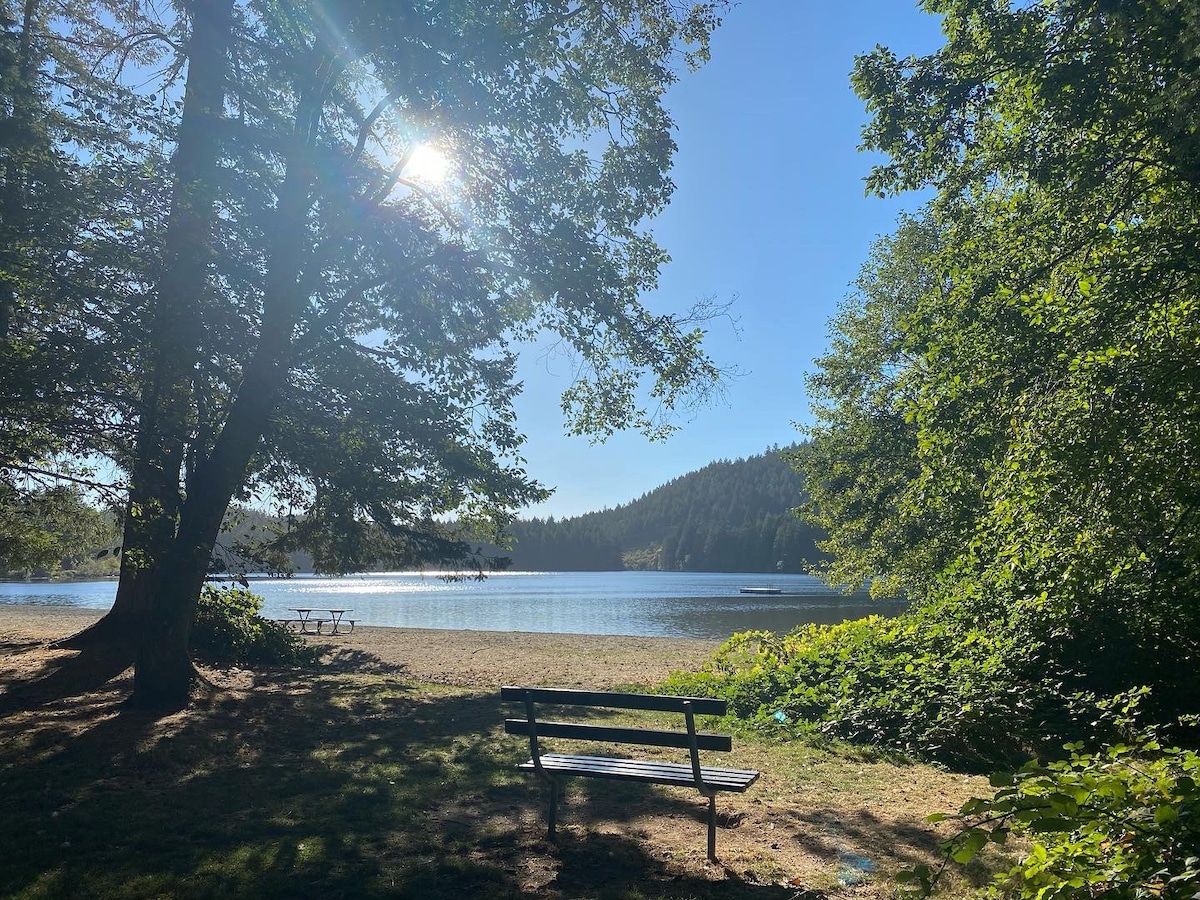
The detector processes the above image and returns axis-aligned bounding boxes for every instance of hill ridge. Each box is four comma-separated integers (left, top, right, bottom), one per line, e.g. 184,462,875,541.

504,446,824,573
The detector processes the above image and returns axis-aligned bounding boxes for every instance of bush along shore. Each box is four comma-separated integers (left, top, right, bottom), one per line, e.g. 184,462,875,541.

665,606,1200,899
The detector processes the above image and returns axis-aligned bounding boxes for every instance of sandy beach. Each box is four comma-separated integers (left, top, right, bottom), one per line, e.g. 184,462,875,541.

0,604,723,688
0,604,989,898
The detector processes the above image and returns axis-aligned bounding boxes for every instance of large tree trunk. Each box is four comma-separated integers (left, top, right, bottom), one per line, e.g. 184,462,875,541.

130,534,214,708
53,9,325,710
128,68,324,706
120,0,237,708
58,0,234,698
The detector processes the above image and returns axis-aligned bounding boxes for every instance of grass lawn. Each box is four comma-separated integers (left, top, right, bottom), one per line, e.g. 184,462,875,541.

0,654,1005,899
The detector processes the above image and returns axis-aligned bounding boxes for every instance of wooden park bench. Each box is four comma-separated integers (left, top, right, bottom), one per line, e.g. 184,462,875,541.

502,686,759,861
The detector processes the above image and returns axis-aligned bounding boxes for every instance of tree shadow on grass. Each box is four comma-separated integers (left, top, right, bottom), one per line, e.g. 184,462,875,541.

0,671,966,899
0,630,405,714
0,638,136,717
781,806,944,873
769,805,998,891
542,831,804,900
0,638,44,654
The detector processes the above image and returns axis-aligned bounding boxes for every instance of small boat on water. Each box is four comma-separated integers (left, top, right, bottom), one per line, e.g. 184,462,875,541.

739,586,782,595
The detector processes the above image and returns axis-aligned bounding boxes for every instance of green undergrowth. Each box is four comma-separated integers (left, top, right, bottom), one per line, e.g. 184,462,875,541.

662,617,1200,899
191,584,318,667
909,695,1200,900
662,607,1086,773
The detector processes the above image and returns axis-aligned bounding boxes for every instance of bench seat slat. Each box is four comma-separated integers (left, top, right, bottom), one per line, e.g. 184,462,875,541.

505,718,732,752
501,686,727,716
549,752,760,780
518,753,759,792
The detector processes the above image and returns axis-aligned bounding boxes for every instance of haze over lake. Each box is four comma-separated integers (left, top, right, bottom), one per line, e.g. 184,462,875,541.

0,572,904,640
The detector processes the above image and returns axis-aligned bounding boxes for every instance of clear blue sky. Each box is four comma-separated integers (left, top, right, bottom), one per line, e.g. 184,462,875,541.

513,2,944,520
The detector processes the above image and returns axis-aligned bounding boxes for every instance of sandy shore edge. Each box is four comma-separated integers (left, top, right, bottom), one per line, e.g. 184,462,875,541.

0,604,723,688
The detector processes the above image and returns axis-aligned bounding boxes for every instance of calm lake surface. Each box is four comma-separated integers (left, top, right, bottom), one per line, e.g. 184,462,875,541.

0,571,905,640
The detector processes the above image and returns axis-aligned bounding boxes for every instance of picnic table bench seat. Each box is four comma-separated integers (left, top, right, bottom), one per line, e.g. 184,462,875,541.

502,686,759,861
274,614,356,635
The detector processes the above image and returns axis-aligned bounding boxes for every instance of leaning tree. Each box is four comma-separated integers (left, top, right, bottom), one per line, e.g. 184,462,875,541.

3,0,729,708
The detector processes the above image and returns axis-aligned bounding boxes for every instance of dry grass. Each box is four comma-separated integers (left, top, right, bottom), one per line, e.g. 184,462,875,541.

0,617,1007,899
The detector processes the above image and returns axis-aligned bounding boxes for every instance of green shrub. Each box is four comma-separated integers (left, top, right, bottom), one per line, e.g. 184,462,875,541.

191,583,318,667
664,602,1096,771
909,695,1200,899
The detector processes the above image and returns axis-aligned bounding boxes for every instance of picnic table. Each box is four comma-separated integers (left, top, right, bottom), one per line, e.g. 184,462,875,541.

288,608,355,635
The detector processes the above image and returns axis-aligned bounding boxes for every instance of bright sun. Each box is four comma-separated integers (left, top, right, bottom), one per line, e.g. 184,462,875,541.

403,142,450,183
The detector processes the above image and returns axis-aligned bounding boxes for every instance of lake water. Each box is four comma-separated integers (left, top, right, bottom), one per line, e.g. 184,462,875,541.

0,571,905,640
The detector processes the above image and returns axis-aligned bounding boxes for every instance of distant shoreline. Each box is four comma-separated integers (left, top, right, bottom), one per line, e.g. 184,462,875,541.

2,568,827,584
0,575,119,584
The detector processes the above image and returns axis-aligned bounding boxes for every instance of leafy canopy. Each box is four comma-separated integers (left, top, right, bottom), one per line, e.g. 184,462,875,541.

1,0,730,573
795,0,1200,727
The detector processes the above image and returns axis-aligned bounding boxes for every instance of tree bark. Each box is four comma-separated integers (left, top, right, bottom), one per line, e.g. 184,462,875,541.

122,0,237,708
128,50,325,707
59,8,328,709
61,0,235,703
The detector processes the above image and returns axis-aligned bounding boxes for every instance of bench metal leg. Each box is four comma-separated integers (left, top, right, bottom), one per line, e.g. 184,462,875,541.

547,778,559,841
707,795,717,862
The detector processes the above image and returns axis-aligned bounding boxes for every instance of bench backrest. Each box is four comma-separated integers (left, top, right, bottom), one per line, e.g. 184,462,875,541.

501,686,726,715
501,685,731,752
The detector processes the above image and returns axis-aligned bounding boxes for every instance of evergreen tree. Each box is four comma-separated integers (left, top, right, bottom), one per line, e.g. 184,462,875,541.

502,448,826,573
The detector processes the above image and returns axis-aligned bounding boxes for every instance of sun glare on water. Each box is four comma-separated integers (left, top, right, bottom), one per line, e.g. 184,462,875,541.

403,143,450,183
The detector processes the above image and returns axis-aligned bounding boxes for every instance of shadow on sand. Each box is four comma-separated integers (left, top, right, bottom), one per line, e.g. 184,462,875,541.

0,644,961,899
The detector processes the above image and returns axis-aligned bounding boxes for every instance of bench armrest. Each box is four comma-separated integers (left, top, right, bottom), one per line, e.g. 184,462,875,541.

523,691,547,778
684,701,716,796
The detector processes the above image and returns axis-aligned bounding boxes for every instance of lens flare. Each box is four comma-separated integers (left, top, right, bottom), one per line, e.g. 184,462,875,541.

403,143,449,183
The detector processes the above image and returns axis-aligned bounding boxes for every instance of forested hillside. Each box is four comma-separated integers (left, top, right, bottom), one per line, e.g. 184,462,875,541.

3,452,821,577
501,448,824,572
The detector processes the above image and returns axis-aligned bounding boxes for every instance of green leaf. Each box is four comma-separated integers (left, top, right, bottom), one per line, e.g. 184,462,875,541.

1154,804,1179,824
1027,817,1070,833
950,829,989,864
